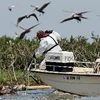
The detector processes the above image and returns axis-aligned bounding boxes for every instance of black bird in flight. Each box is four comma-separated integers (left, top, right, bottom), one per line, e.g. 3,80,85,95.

8,5,15,11
16,13,39,26
30,1,51,14
60,11,90,23
17,23,40,40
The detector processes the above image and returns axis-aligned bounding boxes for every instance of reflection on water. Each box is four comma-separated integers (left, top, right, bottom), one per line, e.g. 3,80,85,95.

0,89,100,100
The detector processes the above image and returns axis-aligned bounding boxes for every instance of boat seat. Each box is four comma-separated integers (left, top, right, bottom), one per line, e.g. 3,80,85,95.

73,67,94,73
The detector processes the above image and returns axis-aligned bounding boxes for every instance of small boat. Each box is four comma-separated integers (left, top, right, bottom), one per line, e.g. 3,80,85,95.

31,51,100,96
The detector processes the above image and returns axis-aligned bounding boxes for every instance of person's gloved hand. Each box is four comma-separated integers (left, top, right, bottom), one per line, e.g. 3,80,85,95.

33,53,36,58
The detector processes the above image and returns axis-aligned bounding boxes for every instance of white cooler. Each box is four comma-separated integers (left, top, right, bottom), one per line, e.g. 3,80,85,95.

45,51,75,71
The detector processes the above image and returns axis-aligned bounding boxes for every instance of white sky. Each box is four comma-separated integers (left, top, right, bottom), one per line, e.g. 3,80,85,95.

0,0,100,42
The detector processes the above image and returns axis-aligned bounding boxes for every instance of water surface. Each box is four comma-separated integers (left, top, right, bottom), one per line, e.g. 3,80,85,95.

0,89,100,100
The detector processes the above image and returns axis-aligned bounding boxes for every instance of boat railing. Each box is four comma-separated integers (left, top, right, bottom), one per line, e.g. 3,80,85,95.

74,61,95,68
29,59,100,73
44,61,96,72
45,61,95,68
27,58,39,71
74,61,100,73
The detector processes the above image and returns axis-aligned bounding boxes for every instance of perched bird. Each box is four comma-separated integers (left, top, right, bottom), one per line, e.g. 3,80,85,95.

17,23,40,40
30,1,51,14
16,13,39,26
8,5,15,11
15,32,19,39
60,11,90,23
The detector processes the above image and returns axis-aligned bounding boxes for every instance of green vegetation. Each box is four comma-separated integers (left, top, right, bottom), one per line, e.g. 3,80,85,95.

0,33,100,86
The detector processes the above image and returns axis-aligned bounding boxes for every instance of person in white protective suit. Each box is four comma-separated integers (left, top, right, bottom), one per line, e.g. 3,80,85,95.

33,30,62,69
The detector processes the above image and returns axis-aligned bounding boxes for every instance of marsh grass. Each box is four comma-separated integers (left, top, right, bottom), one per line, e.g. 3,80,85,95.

0,70,42,86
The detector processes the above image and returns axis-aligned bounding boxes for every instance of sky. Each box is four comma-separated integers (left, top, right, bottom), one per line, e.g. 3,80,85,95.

1,0,100,42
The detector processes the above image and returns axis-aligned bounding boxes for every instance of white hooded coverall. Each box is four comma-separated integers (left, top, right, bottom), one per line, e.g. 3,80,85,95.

35,31,62,68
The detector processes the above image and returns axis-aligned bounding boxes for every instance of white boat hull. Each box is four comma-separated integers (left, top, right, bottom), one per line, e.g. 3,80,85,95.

31,69,100,96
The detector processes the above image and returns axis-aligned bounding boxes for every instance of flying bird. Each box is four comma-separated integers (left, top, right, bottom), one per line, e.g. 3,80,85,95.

62,10,91,15
17,23,40,40
8,5,15,11
60,11,90,23
16,13,39,26
30,1,51,14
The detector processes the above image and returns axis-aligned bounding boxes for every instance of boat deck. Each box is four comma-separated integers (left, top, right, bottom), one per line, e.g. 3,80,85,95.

31,67,100,76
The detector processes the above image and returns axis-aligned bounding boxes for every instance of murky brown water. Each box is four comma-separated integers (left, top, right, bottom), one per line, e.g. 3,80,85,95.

0,89,100,100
